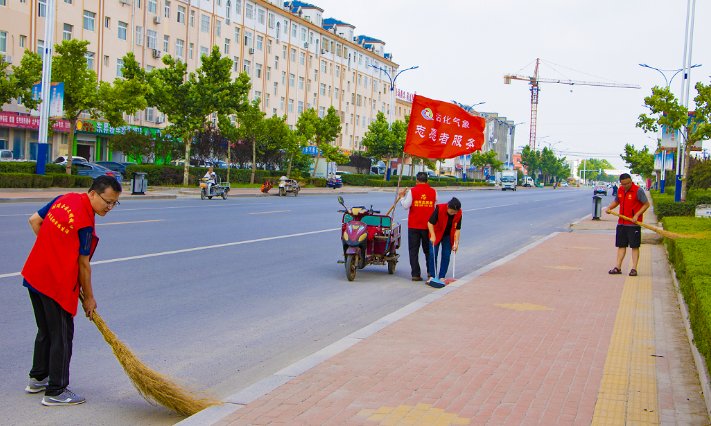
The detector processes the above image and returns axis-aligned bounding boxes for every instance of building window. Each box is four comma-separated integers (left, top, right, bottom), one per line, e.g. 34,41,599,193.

0,31,6,53
177,5,186,23
288,98,294,112
255,63,262,78
299,52,305,65
256,35,263,51
257,8,265,24
243,59,250,74
135,26,143,46
298,101,303,114
83,10,96,31
117,58,124,77
175,39,184,59
200,46,208,56
189,43,194,59
104,17,110,28
279,97,284,110
245,3,253,19
85,52,95,70
224,38,230,54
147,0,156,14
298,77,304,89
19,35,27,48
190,10,195,27
37,39,44,58
63,24,73,41
38,0,47,17
320,83,326,96
233,56,239,71
289,73,294,87
319,107,325,118
244,31,252,47
268,13,274,29
200,14,210,33
273,82,278,95
164,0,171,18
118,21,128,40
163,35,170,52
289,48,295,62
146,30,157,49
216,20,221,37
266,66,271,80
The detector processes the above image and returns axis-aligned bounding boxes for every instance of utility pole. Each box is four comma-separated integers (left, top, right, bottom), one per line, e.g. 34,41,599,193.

35,0,56,175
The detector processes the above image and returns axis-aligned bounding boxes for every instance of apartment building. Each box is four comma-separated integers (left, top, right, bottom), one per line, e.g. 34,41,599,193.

0,0,405,162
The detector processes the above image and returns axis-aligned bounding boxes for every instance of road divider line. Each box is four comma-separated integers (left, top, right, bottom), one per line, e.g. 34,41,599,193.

463,203,518,212
248,210,291,215
0,227,340,279
97,219,164,226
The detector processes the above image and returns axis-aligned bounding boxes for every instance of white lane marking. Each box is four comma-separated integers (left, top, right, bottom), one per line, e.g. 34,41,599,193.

248,210,290,215
0,227,339,279
463,203,518,212
97,219,164,226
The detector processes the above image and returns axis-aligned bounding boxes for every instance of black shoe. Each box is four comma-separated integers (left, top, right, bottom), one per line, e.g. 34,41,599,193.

411,276,423,282
427,278,445,288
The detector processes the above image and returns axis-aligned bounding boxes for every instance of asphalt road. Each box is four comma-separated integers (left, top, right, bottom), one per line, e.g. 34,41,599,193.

0,186,602,425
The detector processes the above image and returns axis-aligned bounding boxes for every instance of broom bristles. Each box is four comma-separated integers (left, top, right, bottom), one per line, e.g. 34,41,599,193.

91,312,220,416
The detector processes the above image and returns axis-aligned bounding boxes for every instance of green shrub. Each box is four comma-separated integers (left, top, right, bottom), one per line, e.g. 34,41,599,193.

0,161,64,174
654,200,695,218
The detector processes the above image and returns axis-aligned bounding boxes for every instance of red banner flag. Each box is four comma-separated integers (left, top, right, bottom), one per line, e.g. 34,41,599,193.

404,94,486,159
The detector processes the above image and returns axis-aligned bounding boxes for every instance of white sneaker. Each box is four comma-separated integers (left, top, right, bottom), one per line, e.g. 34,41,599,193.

25,377,48,393
41,389,86,406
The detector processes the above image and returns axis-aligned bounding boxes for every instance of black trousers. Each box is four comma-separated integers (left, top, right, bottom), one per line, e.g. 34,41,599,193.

407,228,432,278
28,289,74,396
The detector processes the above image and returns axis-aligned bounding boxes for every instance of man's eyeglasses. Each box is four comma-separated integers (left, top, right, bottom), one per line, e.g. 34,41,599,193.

98,193,120,208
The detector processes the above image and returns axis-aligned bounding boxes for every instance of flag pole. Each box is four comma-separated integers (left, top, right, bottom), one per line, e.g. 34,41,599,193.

386,150,407,217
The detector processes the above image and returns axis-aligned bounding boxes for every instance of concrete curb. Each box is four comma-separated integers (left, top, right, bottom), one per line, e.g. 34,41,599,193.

176,231,560,426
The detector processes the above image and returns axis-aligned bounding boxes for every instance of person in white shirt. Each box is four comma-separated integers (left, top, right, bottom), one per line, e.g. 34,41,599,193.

204,167,217,195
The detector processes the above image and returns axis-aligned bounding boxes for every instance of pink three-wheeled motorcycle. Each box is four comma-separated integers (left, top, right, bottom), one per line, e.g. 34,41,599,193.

337,196,401,281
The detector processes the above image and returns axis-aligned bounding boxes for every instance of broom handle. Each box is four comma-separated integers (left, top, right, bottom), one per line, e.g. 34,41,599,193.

386,194,403,217
607,210,664,234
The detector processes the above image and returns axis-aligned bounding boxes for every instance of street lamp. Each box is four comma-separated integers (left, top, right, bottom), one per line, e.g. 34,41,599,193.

639,62,702,195
368,64,419,180
452,100,486,114
639,63,701,88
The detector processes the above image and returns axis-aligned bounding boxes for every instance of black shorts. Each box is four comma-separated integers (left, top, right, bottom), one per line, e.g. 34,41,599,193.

615,225,641,248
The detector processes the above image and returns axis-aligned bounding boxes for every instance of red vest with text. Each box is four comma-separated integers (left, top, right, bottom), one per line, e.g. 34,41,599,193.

22,193,98,316
408,183,436,229
432,203,462,246
617,183,644,225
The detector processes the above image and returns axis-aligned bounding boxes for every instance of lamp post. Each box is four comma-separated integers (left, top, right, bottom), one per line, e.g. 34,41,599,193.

35,0,56,175
639,62,701,195
368,64,419,180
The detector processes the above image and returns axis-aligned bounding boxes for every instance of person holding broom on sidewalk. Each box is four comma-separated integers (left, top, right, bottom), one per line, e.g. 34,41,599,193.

605,173,650,277
399,172,438,282
21,176,122,406
426,197,462,288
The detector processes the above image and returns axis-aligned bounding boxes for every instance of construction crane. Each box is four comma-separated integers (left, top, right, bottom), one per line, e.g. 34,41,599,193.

504,58,640,150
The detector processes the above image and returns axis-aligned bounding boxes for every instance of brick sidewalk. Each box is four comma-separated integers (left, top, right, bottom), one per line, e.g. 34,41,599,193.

179,213,708,425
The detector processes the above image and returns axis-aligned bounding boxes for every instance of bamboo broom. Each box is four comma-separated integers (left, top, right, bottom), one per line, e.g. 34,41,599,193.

607,210,692,239
86,302,220,416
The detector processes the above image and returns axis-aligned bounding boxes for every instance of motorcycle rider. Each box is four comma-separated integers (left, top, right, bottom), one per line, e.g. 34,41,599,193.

204,166,217,196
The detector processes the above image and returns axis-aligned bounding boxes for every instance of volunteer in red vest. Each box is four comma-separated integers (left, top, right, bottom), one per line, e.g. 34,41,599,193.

399,172,438,281
426,197,462,288
22,176,122,406
605,173,650,277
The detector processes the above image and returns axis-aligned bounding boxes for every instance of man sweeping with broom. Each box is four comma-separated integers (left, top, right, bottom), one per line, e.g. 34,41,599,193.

605,173,650,277
22,176,122,406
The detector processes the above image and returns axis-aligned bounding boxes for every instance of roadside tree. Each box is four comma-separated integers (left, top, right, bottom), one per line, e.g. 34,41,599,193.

0,50,42,109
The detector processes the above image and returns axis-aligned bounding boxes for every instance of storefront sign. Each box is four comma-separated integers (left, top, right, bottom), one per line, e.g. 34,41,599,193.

395,88,415,103
0,111,71,132
76,119,160,137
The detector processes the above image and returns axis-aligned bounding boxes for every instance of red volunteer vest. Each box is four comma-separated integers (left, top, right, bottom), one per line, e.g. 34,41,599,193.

22,193,98,316
407,183,436,230
432,203,462,246
617,183,644,225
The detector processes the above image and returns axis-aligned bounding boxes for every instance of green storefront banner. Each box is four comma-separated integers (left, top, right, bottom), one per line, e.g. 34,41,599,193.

76,119,161,137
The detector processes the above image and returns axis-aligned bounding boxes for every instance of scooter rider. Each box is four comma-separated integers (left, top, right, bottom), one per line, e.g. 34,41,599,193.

204,166,217,196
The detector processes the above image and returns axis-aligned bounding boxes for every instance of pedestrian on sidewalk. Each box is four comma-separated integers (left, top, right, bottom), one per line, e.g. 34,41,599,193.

605,173,650,277
21,176,122,406
426,197,462,288
399,171,437,281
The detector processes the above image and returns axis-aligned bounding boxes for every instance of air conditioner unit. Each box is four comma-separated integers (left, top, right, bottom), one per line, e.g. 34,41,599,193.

152,49,161,58
303,42,309,49
153,15,161,24
155,116,164,124
320,49,326,55
120,0,130,5
248,47,255,55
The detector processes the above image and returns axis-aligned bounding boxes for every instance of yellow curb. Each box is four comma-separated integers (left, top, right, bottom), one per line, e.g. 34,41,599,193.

592,245,659,425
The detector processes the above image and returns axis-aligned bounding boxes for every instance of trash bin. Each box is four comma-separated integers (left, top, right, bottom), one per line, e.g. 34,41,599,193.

592,195,603,220
131,172,147,195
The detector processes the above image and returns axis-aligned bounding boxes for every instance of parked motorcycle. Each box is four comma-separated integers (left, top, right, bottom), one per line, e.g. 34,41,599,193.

337,196,401,281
